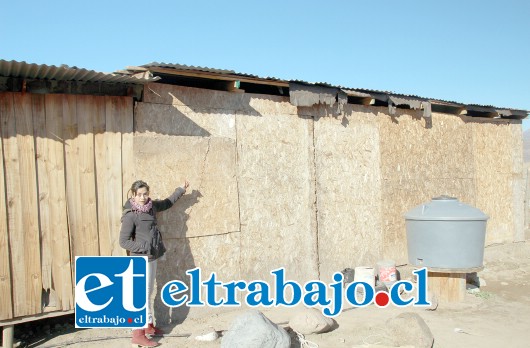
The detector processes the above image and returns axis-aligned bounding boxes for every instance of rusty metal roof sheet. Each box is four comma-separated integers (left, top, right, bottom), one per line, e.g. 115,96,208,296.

0,59,159,84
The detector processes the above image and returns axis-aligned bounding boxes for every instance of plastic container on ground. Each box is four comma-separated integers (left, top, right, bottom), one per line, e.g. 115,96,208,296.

404,195,488,270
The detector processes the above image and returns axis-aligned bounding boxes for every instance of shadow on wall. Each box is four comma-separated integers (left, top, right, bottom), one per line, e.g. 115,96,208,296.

154,189,201,329
137,88,270,137
165,89,266,118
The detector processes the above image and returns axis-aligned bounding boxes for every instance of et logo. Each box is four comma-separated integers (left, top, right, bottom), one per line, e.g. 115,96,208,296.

75,256,147,328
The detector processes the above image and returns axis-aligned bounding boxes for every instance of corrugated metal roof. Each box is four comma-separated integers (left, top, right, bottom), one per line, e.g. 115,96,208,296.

139,62,283,81
129,62,528,114
0,59,159,84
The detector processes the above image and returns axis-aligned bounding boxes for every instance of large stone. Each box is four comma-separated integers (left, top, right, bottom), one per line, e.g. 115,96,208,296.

386,312,434,348
221,310,290,348
289,307,335,334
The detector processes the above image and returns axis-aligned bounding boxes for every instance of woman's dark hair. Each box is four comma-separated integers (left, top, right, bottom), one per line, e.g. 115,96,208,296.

129,180,150,197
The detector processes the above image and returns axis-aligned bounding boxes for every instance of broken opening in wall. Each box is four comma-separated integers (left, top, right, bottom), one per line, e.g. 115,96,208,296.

345,96,410,108
153,73,227,90
462,110,498,118
346,96,371,105
238,82,289,96
42,288,50,307
149,73,289,96
370,98,388,107
393,104,414,110
431,104,463,115
41,288,58,308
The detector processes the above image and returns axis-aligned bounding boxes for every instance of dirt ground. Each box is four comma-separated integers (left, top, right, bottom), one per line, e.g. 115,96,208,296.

12,241,530,348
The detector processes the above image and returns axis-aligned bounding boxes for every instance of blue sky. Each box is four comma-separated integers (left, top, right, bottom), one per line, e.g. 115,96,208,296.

2,0,529,129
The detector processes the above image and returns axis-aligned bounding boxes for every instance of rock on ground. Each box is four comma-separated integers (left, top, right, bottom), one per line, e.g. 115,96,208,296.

385,312,434,348
221,310,290,348
289,307,335,334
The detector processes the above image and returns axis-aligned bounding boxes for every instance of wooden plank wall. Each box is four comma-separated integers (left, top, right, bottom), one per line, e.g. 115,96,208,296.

0,93,14,320
44,95,73,310
0,92,132,321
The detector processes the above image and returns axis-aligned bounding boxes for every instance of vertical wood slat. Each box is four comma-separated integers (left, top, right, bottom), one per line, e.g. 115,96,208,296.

32,94,52,293
77,96,99,256
122,98,134,203
63,94,79,269
45,94,73,310
65,95,99,259
120,97,134,256
1,92,24,316
96,97,124,256
0,93,14,320
94,97,111,256
13,93,42,316
108,97,127,255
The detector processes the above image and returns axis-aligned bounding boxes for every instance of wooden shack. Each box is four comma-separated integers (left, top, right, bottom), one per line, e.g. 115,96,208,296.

0,60,528,336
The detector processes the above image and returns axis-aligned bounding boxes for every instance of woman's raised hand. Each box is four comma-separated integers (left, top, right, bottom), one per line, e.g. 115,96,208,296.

182,180,190,192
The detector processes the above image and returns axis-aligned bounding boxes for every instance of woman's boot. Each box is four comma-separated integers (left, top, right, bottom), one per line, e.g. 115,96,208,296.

145,323,164,336
131,329,158,347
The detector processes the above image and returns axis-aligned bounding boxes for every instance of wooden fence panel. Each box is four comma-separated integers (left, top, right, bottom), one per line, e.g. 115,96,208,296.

120,97,134,256
12,93,42,316
105,97,125,256
1,92,24,316
45,94,73,310
94,97,109,255
65,95,99,258
0,93,14,320
121,98,134,201
0,93,133,321
63,94,82,264
76,95,100,256
33,94,52,293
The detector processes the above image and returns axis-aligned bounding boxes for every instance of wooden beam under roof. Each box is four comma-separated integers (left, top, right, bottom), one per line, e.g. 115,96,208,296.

148,67,290,87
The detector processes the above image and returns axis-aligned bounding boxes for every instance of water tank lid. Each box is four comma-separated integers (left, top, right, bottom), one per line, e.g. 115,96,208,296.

404,195,489,221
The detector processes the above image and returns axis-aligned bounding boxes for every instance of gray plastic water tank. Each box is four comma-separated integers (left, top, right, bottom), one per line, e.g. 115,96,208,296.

404,195,488,270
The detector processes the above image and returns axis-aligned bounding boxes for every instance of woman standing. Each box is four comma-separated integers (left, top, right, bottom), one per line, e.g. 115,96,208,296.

120,179,189,347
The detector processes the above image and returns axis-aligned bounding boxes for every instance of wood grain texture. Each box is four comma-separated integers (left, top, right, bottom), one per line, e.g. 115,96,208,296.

12,93,42,316
0,93,14,320
44,94,73,310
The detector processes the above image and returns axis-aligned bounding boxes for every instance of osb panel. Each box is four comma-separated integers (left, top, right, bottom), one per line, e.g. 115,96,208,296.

153,233,240,325
311,105,383,281
136,102,236,139
472,119,520,244
379,110,475,264
475,174,513,244
143,83,296,116
247,93,297,116
237,110,318,283
510,122,525,242
380,111,475,180
382,178,476,263
133,134,240,238
525,164,530,240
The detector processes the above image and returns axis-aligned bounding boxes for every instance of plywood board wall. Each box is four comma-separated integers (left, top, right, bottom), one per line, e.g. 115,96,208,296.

236,104,318,283
378,111,476,264
471,119,523,245
311,104,383,280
